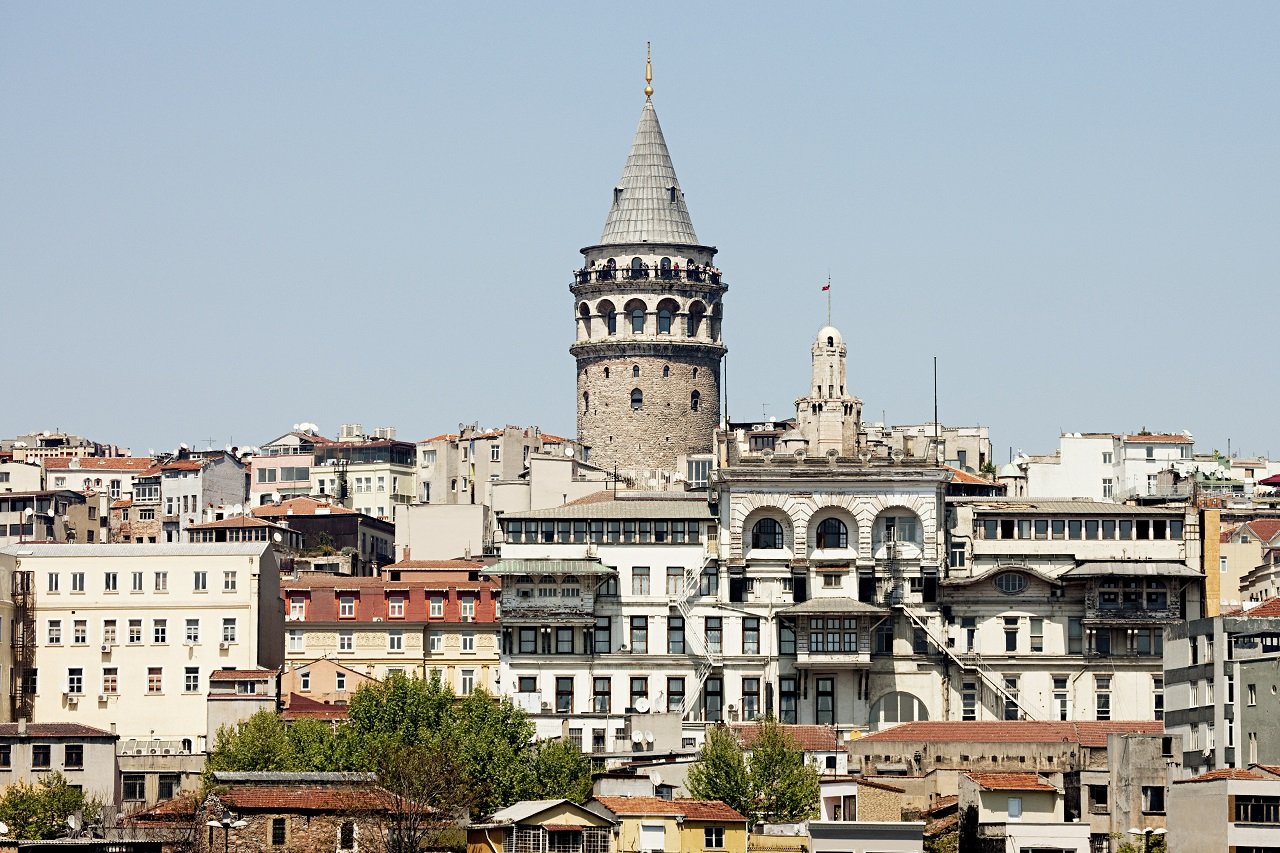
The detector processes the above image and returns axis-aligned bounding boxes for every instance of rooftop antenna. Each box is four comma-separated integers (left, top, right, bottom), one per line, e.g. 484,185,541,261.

645,42,653,100
933,356,939,447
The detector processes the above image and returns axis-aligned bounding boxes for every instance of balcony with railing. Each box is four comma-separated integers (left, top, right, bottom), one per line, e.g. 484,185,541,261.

1082,578,1183,624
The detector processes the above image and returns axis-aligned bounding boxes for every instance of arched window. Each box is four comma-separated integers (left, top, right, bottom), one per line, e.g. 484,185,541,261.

631,308,645,334
691,390,701,411
630,389,643,411
658,308,672,334
632,364,640,378
630,257,644,279
603,367,610,378
816,518,848,549
751,518,784,550
660,257,672,280
692,367,699,379
662,365,669,377
827,336,834,347
583,392,589,413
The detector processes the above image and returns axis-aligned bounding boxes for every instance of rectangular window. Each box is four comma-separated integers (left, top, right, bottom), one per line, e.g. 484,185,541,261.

153,619,167,644
780,676,799,723
630,677,647,709
665,566,682,596
154,571,167,591
632,567,650,596
1030,618,1044,653
594,617,611,653
556,626,574,654
287,629,303,652
1142,785,1165,814
271,817,287,846
631,616,649,654
185,666,199,692
742,677,761,721
388,630,404,652
31,745,53,769
1007,796,1022,820
67,667,84,694
64,743,84,769
48,573,59,593
388,595,405,618
47,620,62,644
71,619,87,645
1095,676,1112,721
667,677,685,714
667,616,684,654
460,597,475,621
593,676,610,713
815,677,834,726
742,618,760,654
1004,617,1019,653
1003,676,1019,720
1068,618,1083,655
128,619,142,644
104,571,118,593
705,676,724,722
71,572,85,592
102,620,116,645
519,627,537,654
706,617,722,654
1102,478,1114,498
429,596,443,617
1235,796,1280,824
962,681,977,721
223,571,237,591
338,631,353,651
148,667,163,693
460,669,475,696
461,631,475,652
1054,676,1069,721
429,632,441,652
339,596,355,618
555,676,574,713
704,827,725,850
193,570,207,592
222,618,237,643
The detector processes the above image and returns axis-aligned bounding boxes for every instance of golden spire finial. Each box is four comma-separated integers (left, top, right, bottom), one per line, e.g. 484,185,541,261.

645,42,653,100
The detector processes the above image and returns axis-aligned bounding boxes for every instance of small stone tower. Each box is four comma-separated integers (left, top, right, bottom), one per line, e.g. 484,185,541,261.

571,68,726,478
794,325,863,456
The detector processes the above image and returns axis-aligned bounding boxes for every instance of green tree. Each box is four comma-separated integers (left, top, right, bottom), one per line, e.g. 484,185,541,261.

207,710,339,773
746,717,820,824
346,671,455,755
530,738,593,803
0,772,100,839
687,725,751,820
448,687,537,816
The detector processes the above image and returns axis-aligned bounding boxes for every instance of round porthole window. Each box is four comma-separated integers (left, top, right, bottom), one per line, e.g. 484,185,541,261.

994,572,1028,594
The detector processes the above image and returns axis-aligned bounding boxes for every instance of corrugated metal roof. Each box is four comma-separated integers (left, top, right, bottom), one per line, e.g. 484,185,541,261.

962,499,1181,515
598,101,699,246
489,558,615,575
778,598,887,615
1068,561,1201,578
509,499,710,520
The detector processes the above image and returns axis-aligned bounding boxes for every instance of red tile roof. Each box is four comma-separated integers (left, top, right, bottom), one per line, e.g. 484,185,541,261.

540,434,569,443
858,720,1163,747
1174,768,1269,784
0,723,116,738
1240,597,1280,618
942,465,995,486
966,773,1056,792
855,778,906,793
217,785,398,812
592,797,746,822
1243,519,1280,544
418,434,459,444
254,497,355,517
1124,434,1192,443
731,723,839,752
161,459,206,471
283,573,496,592
43,457,156,471
384,559,487,570
112,499,133,509
210,669,277,681
281,693,349,722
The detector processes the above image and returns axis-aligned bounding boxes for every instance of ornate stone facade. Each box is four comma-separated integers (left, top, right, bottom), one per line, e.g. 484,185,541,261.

571,95,726,477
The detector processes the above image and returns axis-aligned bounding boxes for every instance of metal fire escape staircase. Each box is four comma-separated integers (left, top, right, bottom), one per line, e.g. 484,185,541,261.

886,541,1036,721
670,543,721,718
11,571,35,721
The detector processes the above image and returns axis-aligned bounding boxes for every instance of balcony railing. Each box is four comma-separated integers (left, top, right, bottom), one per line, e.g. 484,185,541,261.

500,591,596,620
574,267,723,286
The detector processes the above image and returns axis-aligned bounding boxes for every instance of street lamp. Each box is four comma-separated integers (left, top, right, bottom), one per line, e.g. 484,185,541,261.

1128,826,1167,853
207,814,247,853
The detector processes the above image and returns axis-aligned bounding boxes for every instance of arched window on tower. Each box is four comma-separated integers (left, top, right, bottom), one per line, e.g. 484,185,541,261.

631,389,643,411
816,518,848,550
658,308,672,334
603,367,610,378
692,367,699,379
631,308,645,334
630,257,644,279
827,336,835,347
691,390,701,411
659,257,672,280
607,311,617,335
583,392,589,413
662,365,669,377
633,365,640,378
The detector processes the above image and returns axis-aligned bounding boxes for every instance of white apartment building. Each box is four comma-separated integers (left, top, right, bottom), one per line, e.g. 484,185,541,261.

249,429,335,505
416,425,577,506
944,498,1202,724
159,451,250,542
310,438,416,520
0,543,283,753
1016,432,1195,501
43,457,155,502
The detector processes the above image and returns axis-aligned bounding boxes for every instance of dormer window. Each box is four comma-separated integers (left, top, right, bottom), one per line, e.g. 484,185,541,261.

613,187,623,205
669,186,678,203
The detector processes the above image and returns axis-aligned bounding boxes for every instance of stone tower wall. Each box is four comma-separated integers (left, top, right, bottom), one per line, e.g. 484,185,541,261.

576,345,721,474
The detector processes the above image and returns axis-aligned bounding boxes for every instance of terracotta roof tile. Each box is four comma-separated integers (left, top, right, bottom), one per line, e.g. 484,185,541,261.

731,723,840,752
253,497,355,517
1123,434,1193,443
539,434,569,443
161,459,206,471
112,499,133,509
966,772,1056,791
43,457,156,471
592,797,745,822
1240,597,1280,618
0,723,116,738
1243,519,1280,544
858,720,1163,747
281,693,349,722
1174,768,1268,784
384,559,486,570
923,812,958,837
942,465,995,486
418,434,459,444
210,669,277,681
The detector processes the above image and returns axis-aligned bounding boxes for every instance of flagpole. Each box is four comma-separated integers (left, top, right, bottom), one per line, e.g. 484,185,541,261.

826,273,831,325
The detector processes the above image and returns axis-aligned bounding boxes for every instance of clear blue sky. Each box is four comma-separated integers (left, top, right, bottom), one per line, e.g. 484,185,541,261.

3,2,1277,460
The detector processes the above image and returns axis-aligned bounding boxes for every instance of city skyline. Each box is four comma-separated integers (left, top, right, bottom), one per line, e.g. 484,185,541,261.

3,3,1277,459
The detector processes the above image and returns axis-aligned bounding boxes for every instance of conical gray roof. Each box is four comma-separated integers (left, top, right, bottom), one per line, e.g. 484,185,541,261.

599,101,699,246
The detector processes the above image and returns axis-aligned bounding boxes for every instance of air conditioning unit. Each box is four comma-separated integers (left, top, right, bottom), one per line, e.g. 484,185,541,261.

219,641,230,650
67,695,79,706
100,644,111,653
97,694,107,703
162,748,172,755
372,617,383,622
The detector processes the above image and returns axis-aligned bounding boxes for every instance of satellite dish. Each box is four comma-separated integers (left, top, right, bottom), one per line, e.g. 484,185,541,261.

648,771,663,787
273,532,282,543
66,815,80,831
643,730,655,743
634,697,651,713
0,820,10,835
563,446,575,457
631,731,645,744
